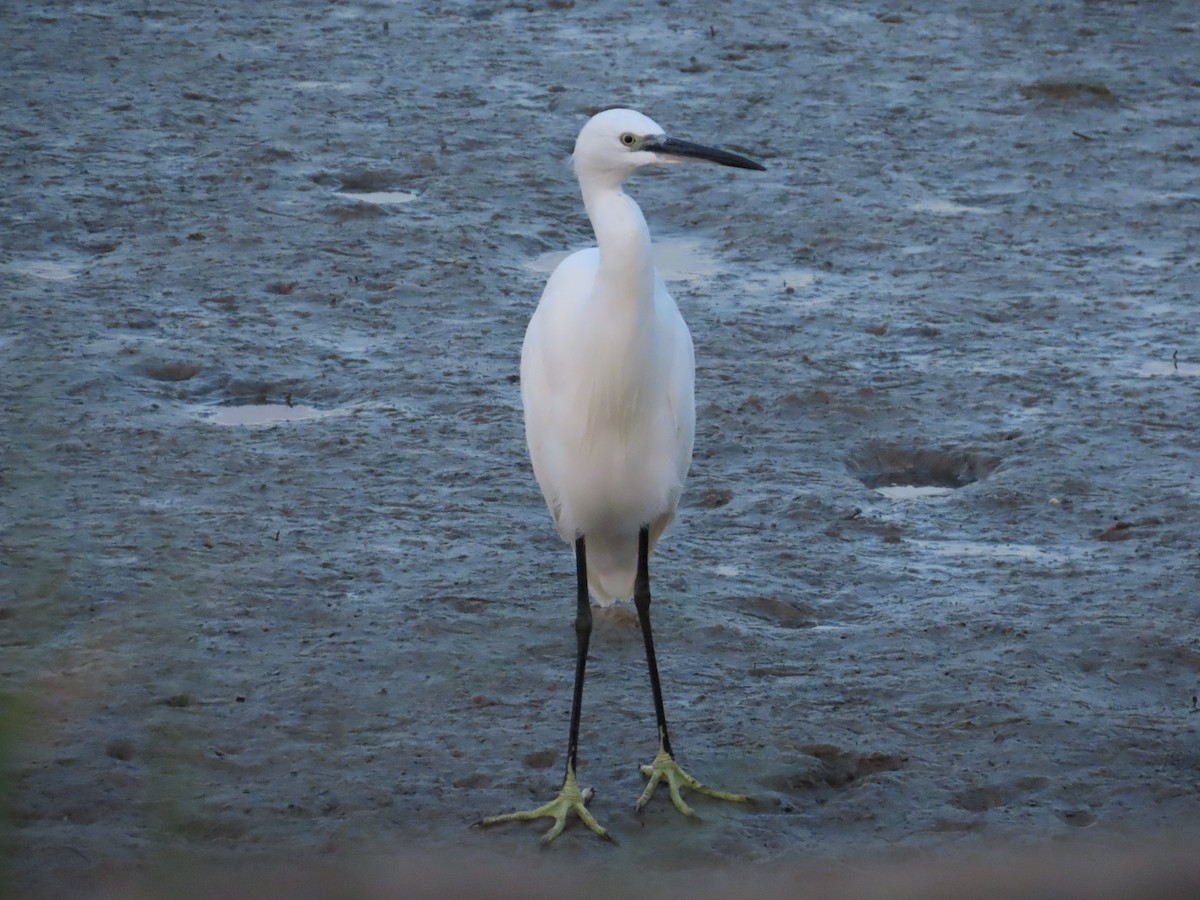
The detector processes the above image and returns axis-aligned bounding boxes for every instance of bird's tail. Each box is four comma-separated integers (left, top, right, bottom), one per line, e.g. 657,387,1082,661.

578,514,673,605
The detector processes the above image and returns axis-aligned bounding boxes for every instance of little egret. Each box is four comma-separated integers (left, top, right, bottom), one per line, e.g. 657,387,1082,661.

480,108,765,843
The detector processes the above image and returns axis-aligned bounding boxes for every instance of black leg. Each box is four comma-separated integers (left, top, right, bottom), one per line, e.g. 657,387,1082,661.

476,534,612,842
565,535,592,776
633,526,673,758
632,525,749,815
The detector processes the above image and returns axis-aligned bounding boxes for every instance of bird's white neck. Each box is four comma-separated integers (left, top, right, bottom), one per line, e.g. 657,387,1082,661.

574,180,661,429
581,183,655,308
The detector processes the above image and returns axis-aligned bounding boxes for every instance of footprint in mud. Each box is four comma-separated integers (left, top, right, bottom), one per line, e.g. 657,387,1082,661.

950,781,1096,828
846,441,1000,493
952,775,1051,813
140,361,204,382
1057,808,1097,827
769,744,906,808
736,596,821,629
952,784,1012,813
1019,80,1119,108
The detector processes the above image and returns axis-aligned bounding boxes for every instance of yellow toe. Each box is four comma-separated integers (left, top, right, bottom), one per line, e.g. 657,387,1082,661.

479,765,612,844
636,744,749,816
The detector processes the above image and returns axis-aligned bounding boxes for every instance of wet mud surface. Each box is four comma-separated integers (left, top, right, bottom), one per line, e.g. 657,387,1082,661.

2,1,1199,895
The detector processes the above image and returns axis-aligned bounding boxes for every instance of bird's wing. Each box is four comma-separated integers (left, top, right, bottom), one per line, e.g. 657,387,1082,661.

659,276,697,489
520,249,601,541
645,276,696,554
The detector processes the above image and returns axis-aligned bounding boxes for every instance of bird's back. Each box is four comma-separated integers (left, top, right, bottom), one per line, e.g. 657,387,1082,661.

521,247,695,603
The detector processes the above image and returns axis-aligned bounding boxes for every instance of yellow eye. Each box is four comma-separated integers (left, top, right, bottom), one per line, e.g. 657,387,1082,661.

620,133,638,147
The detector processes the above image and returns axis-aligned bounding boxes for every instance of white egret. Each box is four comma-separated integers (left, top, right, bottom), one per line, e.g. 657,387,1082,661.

480,108,765,843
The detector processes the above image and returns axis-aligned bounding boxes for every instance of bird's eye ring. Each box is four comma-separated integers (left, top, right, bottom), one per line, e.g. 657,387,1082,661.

620,133,637,147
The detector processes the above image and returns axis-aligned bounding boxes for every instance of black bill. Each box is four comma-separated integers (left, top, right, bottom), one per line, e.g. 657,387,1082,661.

643,135,766,171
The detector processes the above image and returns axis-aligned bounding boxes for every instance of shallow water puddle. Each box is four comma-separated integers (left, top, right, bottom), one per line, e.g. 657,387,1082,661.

1137,359,1200,377
651,239,720,280
911,198,992,215
874,484,957,500
293,80,368,93
911,539,1071,565
207,404,327,426
336,190,418,205
527,239,718,282
8,259,83,280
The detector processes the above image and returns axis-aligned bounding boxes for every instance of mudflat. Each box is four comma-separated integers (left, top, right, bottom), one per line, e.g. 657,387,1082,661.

3,2,1198,895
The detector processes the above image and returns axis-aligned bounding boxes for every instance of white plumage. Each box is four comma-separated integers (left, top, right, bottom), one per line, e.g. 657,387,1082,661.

521,156,695,600
521,109,700,602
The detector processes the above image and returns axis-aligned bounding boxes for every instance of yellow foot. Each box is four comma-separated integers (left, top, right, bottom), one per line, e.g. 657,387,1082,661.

477,765,613,844
637,743,750,817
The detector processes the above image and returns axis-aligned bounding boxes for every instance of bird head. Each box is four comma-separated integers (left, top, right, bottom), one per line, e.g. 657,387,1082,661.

572,108,765,188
